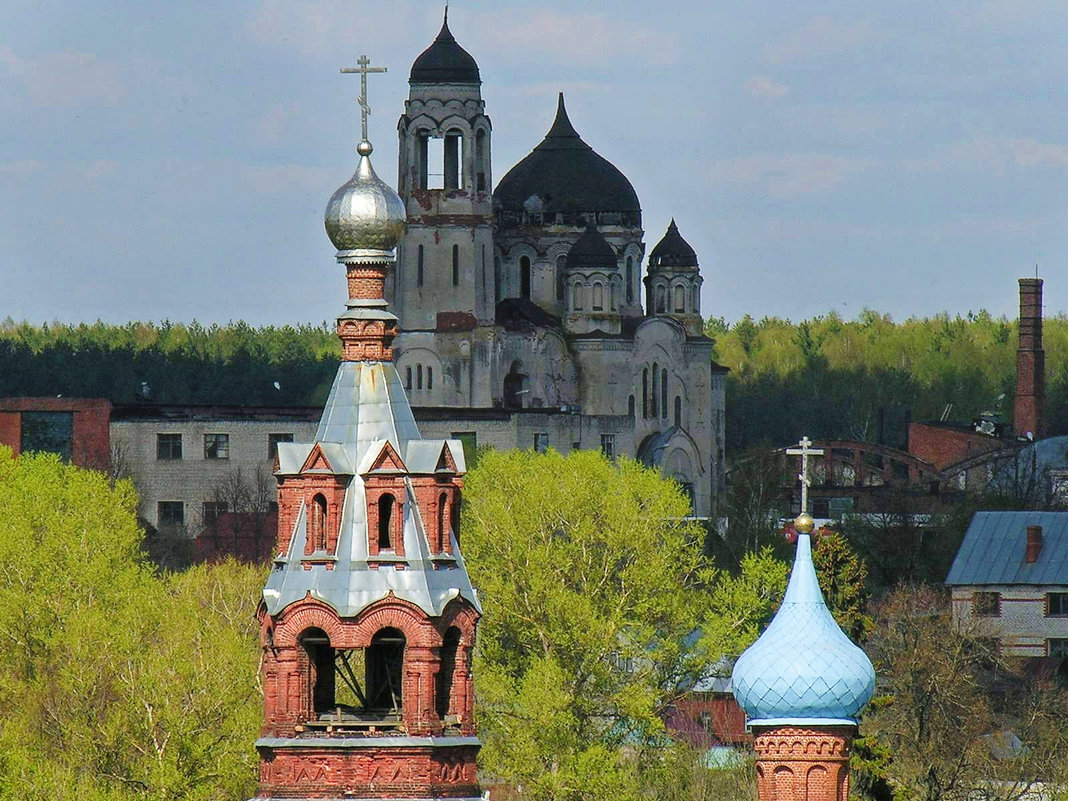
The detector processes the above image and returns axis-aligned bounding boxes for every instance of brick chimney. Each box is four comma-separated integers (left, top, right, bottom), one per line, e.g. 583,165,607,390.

1025,525,1043,564
1014,278,1045,440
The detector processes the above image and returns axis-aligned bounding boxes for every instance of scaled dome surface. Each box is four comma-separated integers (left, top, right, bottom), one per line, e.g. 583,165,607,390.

494,94,640,218
731,530,876,725
409,16,480,84
649,219,698,270
324,145,407,253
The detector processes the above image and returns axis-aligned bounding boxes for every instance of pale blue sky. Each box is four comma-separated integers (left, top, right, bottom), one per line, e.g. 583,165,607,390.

2,1,1066,326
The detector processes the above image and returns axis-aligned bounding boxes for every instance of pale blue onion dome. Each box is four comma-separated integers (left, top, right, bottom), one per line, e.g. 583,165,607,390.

731,522,875,726
324,141,407,253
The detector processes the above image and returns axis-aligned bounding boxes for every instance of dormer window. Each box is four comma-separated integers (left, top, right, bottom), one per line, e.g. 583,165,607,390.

378,494,395,550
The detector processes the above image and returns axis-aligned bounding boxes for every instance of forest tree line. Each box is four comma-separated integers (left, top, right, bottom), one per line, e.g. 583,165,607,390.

3,310,1066,453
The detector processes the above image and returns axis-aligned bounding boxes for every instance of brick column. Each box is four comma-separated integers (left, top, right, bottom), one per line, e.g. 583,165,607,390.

1014,277,1045,440
403,646,438,735
753,725,854,801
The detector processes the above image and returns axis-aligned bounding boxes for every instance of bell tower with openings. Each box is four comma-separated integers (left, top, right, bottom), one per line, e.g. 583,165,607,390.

393,10,494,331
255,53,482,801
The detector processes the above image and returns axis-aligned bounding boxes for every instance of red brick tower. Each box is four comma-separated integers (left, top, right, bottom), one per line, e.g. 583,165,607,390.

1014,277,1045,440
254,59,482,801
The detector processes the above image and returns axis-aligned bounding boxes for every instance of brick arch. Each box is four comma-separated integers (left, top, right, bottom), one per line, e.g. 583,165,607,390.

272,601,344,648
439,598,479,644
352,598,439,648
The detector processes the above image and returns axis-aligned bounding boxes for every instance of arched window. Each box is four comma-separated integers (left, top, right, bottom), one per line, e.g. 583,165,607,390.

475,129,487,192
628,394,635,417
438,491,449,550
378,493,395,550
642,368,649,418
661,368,668,418
452,244,460,286
427,367,433,391
674,285,685,313
444,130,461,190
556,255,566,302
405,366,412,391
626,255,634,303
311,493,328,551
417,244,424,287
674,395,682,428
655,286,666,314
520,255,531,300
417,364,423,390
573,283,584,311
504,361,525,409
592,282,604,311
651,362,659,418
300,628,335,717
367,628,405,712
437,627,461,721
692,285,699,313
610,283,616,311
450,496,461,544
417,132,429,188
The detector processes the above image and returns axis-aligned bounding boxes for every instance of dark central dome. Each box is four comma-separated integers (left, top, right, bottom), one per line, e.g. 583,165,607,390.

566,220,618,271
494,94,640,218
409,15,480,84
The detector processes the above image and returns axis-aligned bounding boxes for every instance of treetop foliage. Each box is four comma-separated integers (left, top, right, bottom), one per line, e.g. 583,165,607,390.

462,448,786,800
0,448,264,800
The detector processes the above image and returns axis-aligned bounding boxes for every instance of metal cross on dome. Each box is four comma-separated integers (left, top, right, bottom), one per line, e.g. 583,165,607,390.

341,55,387,143
786,435,824,514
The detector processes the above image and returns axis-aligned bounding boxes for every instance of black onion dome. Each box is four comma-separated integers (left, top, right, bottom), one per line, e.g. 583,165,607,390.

649,219,698,270
409,14,480,84
566,220,618,271
494,94,640,216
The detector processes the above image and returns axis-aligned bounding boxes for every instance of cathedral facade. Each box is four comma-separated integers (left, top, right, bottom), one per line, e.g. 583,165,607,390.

387,16,727,515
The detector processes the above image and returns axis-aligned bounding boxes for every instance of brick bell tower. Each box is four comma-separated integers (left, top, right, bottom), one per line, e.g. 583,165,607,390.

254,56,482,801
732,438,875,801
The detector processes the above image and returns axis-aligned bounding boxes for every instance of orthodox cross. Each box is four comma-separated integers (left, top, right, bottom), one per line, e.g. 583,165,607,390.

340,55,387,143
786,435,824,514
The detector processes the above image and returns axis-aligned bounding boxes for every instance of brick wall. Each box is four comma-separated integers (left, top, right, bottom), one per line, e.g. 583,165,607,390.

951,584,1068,656
0,397,111,471
908,422,1003,471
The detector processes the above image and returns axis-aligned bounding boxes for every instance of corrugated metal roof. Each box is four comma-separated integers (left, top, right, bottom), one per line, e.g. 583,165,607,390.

946,511,1068,586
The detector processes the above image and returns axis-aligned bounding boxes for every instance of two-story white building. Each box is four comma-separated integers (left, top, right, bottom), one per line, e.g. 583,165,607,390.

947,511,1068,659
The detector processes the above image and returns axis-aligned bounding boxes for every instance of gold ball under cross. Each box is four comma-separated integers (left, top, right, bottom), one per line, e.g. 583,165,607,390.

794,512,815,534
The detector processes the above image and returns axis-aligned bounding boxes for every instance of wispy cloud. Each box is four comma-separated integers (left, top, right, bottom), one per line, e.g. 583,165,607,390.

761,16,878,65
0,160,44,176
473,9,679,69
0,46,127,107
745,75,788,99
907,137,1068,173
711,153,873,199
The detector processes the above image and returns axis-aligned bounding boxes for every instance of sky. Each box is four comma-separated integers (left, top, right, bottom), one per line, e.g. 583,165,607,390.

2,0,1067,327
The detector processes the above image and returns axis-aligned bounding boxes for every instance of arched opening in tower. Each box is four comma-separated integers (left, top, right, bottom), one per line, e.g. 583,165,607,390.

300,628,336,718
503,361,526,409
378,493,395,550
366,628,406,714
436,626,461,723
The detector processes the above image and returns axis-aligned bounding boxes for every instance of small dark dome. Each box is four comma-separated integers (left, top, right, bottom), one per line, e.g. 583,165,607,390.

566,221,618,271
495,94,640,217
409,14,480,84
649,219,698,270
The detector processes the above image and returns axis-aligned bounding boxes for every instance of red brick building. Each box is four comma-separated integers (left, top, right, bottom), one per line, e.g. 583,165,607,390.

0,397,111,471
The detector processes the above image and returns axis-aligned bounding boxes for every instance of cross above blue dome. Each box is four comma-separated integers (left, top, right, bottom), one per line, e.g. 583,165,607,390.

731,517,875,727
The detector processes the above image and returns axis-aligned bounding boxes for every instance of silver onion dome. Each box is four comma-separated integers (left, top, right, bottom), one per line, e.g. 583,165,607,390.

324,140,406,254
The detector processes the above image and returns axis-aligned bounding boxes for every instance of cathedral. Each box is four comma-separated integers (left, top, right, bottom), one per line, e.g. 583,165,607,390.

387,14,727,516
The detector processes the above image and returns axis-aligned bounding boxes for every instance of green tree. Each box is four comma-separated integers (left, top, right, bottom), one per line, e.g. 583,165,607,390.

812,528,870,641
463,449,785,801
0,448,263,800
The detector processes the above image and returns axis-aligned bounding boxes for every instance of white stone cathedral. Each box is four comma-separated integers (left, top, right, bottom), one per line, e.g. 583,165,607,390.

385,14,727,515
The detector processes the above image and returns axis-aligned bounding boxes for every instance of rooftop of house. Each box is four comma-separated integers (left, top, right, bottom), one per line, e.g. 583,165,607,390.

947,511,1068,586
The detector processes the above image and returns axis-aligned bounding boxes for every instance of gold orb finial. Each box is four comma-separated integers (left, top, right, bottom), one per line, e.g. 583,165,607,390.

794,512,815,535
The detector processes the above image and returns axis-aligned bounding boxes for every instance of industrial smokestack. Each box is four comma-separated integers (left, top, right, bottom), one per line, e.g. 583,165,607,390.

1014,278,1045,440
